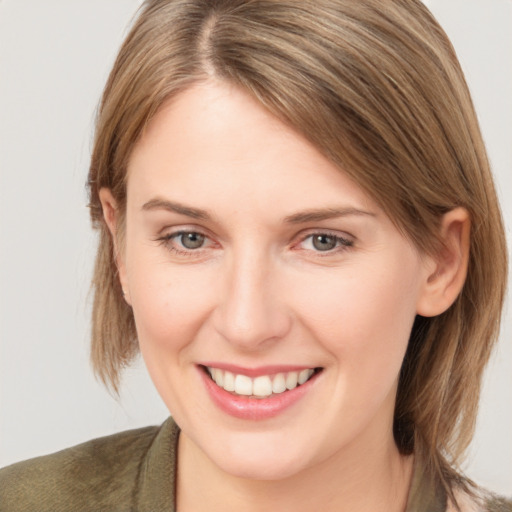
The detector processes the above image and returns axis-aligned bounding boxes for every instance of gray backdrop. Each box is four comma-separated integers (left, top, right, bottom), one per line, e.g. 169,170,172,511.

1,0,511,496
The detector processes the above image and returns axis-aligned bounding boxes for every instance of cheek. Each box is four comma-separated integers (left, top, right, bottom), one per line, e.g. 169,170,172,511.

126,252,215,354
126,259,217,413
289,258,421,378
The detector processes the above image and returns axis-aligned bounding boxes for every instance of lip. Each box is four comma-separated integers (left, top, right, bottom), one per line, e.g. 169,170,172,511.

198,365,321,420
200,362,315,378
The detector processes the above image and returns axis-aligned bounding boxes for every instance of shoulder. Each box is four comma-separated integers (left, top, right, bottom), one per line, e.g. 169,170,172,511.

447,487,512,512
0,423,162,512
484,495,512,512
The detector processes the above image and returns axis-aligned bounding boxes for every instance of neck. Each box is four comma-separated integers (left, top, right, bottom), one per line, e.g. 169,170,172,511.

176,426,414,512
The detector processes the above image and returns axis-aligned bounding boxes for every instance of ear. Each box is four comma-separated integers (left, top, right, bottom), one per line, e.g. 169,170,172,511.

416,207,470,317
98,188,131,305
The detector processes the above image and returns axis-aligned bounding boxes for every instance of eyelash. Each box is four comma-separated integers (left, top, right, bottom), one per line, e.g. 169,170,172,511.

156,230,214,257
155,230,354,257
297,232,354,256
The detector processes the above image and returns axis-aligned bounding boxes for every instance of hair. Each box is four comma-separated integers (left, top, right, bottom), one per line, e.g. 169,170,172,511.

87,0,507,504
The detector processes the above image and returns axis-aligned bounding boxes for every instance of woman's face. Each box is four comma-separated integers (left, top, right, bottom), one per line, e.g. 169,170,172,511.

109,81,434,479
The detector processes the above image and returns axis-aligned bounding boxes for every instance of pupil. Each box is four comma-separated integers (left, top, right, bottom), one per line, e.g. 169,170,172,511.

181,232,204,249
313,234,336,251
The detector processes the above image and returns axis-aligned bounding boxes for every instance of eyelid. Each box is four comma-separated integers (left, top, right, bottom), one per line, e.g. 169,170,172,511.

156,222,212,237
155,226,217,256
293,229,355,254
154,226,355,257
297,227,354,240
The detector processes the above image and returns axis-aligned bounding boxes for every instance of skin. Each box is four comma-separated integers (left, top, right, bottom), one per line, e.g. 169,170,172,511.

100,80,470,512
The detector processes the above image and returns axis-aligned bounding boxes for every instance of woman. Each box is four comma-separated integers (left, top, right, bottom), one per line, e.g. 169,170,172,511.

0,0,509,510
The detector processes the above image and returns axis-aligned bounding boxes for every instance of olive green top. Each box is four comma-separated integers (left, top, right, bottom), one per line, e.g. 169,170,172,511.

0,417,510,511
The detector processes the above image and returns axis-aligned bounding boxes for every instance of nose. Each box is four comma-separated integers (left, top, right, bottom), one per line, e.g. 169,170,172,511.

212,248,292,351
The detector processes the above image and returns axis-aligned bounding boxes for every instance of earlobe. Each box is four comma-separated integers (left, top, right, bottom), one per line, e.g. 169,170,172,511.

416,207,470,317
98,188,131,305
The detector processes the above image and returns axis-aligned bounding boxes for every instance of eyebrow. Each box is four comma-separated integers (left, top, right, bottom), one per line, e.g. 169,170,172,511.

141,198,375,224
142,198,212,220
283,207,375,224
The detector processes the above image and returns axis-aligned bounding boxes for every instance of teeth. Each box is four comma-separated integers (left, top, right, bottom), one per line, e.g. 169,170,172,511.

285,371,298,390
234,374,253,396
272,373,286,394
206,367,317,397
212,368,223,387
298,369,314,385
253,376,273,397
223,371,235,391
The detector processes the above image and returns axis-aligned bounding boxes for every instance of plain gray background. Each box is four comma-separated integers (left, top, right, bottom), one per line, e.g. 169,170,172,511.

1,0,511,496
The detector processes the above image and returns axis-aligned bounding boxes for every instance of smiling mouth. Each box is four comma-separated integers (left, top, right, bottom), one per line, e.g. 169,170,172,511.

202,366,323,399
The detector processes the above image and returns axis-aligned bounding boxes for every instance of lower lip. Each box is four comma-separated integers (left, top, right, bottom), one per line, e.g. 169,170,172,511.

200,367,320,420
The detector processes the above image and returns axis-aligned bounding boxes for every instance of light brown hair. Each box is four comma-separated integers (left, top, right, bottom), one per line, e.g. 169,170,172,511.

87,0,508,502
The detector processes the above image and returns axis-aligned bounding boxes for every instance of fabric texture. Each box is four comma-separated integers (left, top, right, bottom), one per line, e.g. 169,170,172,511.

0,419,178,512
0,417,510,511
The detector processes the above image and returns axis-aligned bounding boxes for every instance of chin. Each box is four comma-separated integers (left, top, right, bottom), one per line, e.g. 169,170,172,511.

217,455,307,481
203,433,312,481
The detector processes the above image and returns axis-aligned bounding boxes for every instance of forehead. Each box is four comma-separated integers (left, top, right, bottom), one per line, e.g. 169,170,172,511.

126,81,378,219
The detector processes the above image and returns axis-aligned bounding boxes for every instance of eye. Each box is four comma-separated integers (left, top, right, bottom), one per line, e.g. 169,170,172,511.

310,234,338,251
298,232,354,254
156,230,212,255
176,232,205,249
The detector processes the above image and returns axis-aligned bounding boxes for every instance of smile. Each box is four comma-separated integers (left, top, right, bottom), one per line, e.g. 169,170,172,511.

200,364,322,420
205,366,318,398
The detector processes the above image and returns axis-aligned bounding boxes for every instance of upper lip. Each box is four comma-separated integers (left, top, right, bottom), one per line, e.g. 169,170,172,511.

199,363,320,378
